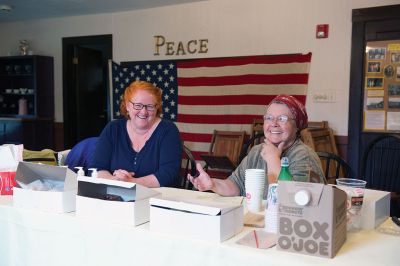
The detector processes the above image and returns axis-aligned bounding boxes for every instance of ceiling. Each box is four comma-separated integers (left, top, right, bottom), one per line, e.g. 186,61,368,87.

0,0,206,23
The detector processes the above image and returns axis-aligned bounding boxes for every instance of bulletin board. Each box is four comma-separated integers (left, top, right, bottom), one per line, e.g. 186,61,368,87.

363,40,400,132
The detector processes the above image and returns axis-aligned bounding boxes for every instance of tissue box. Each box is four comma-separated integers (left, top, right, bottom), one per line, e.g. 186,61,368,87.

150,196,243,242
76,176,160,226
360,189,390,229
13,162,77,213
277,181,347,258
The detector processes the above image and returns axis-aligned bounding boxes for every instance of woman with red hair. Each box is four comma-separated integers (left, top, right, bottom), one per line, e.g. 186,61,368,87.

91,80,181,187
188,94,325,196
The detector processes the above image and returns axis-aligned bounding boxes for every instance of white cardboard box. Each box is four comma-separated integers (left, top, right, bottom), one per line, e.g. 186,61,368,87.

150,196,243,242
277,181,347,258
13,162,77,213
76,176,160,226
360,189,390,229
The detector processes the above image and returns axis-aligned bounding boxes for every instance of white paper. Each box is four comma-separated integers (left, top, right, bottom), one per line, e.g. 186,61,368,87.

364,111,385,130
387,112,400,130
0,146,19,170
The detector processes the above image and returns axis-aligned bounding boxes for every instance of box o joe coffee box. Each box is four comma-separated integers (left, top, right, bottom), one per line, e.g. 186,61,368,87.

276,181,347,258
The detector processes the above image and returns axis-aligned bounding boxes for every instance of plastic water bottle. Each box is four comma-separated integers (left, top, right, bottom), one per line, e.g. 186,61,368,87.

278,157,293,181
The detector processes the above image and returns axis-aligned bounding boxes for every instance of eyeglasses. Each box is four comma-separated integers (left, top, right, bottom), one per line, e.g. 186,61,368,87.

263,114,294,125
129,101,157,111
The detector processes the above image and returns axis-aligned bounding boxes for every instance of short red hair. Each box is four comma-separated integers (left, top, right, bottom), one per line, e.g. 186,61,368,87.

120,80,162,118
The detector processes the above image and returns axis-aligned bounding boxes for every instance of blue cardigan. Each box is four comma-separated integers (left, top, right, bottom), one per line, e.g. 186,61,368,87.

90,118,182,187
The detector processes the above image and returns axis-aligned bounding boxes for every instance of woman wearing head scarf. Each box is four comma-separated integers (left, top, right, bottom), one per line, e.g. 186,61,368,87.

187,94,325,196
90,80,182,187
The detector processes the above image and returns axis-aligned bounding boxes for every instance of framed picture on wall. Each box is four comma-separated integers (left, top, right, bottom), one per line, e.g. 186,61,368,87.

367,61,381,73
368,47,386,60
391,52,400,63
365,77,384,89
384,65,394,78
388,84,400,96
366,97,384,110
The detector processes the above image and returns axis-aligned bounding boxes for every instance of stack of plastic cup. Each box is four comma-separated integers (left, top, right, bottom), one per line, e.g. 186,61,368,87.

264,183,279,233
336,178,367,231
245,169,266,213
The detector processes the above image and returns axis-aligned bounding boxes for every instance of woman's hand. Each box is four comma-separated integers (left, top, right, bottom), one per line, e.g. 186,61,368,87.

261,139,284,162
112,169,135,182
187,163,214,191
261,139,284,183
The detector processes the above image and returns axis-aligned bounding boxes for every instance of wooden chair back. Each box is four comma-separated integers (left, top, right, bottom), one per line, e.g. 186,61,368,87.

251,118,264,139
179,144,196,190
300,127,338,155
317,151,352,184
208,130,246,167
361,134,400,216
300,121,340,179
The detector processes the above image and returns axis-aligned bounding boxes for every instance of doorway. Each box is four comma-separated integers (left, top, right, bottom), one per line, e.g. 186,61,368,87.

62,34,112,149
348,5,400,176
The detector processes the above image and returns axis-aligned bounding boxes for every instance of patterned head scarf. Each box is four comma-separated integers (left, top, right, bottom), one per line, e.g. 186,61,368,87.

268,94,308,132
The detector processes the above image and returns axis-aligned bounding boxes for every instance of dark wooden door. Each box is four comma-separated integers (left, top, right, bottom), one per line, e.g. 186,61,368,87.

75,46,107,141
62,35,112,149
348,5,400,177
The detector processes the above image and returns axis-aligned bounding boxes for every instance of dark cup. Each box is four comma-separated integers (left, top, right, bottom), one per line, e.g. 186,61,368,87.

14,65,21,74
24,65,32,74
5,65,12,74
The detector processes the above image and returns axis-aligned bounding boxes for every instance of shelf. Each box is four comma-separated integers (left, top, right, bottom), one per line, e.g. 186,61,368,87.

3,92,35,96
0,74,34,77
0,55,54,149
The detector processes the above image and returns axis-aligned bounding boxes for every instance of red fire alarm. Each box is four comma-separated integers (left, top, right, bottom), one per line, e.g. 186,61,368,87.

316,24,329,38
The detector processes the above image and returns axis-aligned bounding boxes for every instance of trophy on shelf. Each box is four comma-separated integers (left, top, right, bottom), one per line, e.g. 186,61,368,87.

19,40,29,56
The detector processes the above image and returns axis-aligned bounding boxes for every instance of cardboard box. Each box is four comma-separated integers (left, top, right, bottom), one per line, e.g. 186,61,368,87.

13,162,77,213
360,189,390,229
277,181,347,258
76,176,160,226
149,196,243,242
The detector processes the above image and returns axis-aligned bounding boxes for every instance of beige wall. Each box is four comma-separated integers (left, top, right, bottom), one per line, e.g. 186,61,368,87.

0,0,399,135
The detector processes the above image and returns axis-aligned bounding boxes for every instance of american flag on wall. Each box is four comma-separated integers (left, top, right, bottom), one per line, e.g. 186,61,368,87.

110,53,312,162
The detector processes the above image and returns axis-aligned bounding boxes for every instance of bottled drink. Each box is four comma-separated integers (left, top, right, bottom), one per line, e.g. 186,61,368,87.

278,157,293,181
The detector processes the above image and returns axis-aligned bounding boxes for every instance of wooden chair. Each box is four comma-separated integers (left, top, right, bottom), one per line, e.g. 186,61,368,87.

238,132,265,164
307,120,329,129
237,118,265,164
300,125,338,155
178,144,196,190
201,130,246,179
251,118,264,139
300,121,341,181
317,151,352,184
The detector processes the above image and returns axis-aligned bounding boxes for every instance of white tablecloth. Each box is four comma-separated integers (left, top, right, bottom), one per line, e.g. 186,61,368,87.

0,188,399,266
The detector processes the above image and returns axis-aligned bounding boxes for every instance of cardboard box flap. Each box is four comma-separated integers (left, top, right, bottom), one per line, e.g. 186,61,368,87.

278,181,324,207
150,196,239,215
78,175,136,188
77,175,159,201
16,162,77,190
